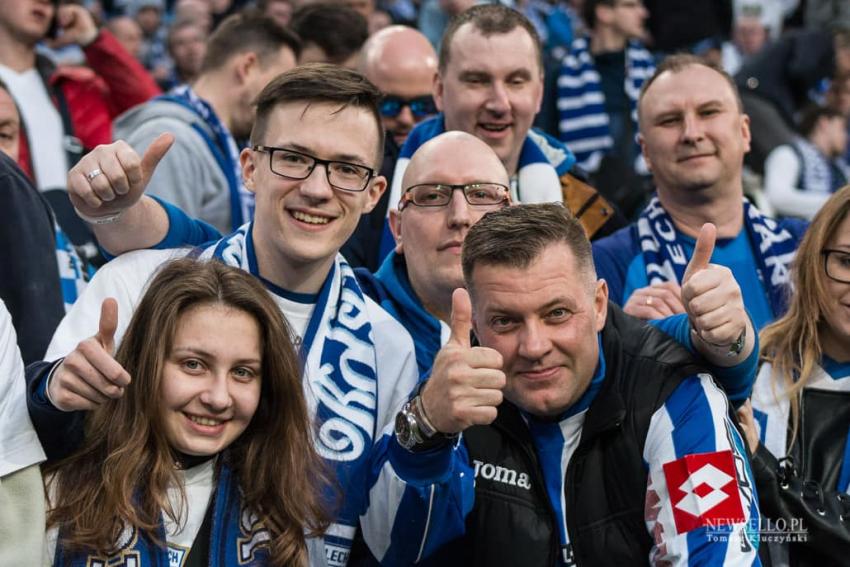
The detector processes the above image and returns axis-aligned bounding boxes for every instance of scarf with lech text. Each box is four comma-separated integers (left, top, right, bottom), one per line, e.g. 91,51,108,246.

200,224,379,565
55,462,272,566
158,85,254,230
637,196,797,318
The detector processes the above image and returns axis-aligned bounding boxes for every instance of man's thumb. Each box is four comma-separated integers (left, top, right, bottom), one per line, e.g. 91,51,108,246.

684,223,717,282
140,133,174,184
96,298,119,352
448,288,473,348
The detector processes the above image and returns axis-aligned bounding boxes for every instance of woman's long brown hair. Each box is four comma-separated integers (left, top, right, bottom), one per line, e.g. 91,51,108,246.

760,185,850,448
45,258,331,566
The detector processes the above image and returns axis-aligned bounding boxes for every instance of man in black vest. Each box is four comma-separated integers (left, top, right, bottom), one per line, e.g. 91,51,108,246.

395,203,761,566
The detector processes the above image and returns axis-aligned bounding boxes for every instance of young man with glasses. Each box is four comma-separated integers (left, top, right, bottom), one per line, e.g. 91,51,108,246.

26,65,466,567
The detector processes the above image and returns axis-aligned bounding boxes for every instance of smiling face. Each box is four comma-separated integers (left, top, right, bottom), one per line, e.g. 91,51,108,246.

390,133,509,321
242,101,385,291
471,243,608,418
638,64,751,199
435,24,543,176
160,303,262,457
821,213,850,360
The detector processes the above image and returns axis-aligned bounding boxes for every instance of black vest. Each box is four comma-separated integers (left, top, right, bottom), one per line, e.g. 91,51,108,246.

424,304,705,566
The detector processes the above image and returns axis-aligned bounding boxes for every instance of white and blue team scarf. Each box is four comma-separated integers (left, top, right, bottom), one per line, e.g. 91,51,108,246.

381,114,573,257
157,86,254,230
556,37,654,173
199,224,379,564
790,137,850,196
637,195,797,318
54,223,90,311
54,462,273,566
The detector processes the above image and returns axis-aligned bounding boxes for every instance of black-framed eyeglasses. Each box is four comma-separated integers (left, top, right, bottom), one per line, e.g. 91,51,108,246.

400,183,511,209
253,145,374,193
378,94,437,119
823,249,850,284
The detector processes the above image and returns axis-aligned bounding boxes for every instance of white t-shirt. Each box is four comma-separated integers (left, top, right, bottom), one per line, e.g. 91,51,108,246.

0,64,69,191
0,299,46,476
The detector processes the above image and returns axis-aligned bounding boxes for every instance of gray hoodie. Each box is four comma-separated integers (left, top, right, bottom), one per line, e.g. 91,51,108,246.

114,99,232,233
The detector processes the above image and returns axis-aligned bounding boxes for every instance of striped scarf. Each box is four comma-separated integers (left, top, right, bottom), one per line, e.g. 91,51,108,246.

556,37,654,173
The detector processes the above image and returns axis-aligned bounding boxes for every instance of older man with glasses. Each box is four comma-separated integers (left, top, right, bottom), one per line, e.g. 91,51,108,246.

356,131,511,378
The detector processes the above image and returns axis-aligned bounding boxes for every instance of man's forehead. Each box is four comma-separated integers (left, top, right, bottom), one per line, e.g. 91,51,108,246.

641,66,738,114
263,101,379,162
406,142,509,187
446,24,541,75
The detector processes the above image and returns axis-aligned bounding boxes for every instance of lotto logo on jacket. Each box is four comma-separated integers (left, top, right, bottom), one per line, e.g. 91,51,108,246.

663,449,745,534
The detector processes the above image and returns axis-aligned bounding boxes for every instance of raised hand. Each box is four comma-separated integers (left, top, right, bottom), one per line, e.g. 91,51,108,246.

50,4,99,48
420,289,506,434
681,223,751,354
623,281,686,320
48,298,131,411
67,133,174,221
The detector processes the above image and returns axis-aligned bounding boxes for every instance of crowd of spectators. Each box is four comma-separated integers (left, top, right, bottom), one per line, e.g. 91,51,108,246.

2,0,850,566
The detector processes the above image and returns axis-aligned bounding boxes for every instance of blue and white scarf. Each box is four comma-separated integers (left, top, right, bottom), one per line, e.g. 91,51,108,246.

55,223,90,311
637,196,797,318
791,137,850,196
372,251,445,380
158,86,254,230
199,224,379,563
55,462,272,566
556,38,654,173
382,114,573,258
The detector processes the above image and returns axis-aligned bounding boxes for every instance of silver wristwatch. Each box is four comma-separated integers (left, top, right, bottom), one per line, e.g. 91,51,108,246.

394,395,451,451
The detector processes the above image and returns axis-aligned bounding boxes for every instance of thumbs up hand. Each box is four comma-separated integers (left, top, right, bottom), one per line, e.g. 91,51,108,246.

681,224,753,362
68,133,174,221
419,289,506,434
48,298,131,412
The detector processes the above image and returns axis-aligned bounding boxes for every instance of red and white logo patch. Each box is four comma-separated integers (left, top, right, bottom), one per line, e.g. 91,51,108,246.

663,449,745,534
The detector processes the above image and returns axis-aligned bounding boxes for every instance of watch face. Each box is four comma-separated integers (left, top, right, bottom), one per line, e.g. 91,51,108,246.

395,410,415,449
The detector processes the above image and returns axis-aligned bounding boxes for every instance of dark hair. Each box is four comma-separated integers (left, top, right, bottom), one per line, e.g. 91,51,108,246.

46,258,331,566
638,53,743,114
582,0,615,31
200,11,300,74
250,63,385,167
290,3,368,64
462,203,595,292
798,104,845,138
439,5,543,73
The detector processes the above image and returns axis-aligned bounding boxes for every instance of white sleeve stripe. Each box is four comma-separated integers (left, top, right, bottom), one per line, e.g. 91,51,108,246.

415,485,435,563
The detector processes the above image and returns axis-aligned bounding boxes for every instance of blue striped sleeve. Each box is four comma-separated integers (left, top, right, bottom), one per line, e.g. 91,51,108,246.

649,314,758,406
151,195,221,249
643,374,760,566
359,429,474,566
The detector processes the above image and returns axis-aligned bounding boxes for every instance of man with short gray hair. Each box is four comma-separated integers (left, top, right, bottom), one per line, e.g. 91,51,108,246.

402,203,760,565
